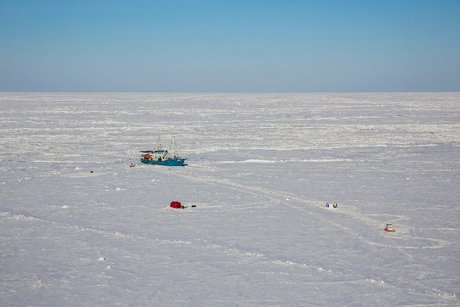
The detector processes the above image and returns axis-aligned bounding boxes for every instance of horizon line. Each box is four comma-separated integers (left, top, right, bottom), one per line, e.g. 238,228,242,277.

1,90,459,94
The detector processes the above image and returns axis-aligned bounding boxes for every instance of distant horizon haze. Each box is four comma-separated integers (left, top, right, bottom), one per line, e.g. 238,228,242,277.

1,0,459,92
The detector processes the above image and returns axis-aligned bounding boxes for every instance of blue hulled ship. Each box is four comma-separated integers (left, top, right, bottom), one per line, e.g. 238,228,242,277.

140,138,187,166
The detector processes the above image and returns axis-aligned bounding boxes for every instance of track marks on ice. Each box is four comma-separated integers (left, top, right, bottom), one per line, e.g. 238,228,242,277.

0,210,383,287
146,168,457,303
151,167,451,250
0,210,191,247
191,238,387,286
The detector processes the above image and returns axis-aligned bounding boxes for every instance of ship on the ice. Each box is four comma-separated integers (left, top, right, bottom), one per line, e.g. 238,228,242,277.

140,138,187,167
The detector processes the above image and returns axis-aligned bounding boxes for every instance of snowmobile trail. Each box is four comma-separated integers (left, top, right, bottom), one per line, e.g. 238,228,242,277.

150,167,451,251
4,191,454,303
0,210,192,247
0,209,370,287
144,168,458,303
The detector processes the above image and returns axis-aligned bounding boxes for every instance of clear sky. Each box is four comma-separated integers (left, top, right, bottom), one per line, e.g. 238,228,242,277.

1,0,459,92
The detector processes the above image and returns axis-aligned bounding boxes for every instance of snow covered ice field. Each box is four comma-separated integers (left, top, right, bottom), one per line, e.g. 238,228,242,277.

0,92,459,306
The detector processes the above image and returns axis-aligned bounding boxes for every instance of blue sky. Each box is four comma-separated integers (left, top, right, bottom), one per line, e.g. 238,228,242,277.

0,0,459,92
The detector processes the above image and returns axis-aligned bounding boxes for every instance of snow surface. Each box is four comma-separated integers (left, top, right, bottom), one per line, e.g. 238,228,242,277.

0,92,459,306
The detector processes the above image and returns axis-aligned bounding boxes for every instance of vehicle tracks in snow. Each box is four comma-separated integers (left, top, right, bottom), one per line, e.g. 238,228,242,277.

0,209,382,288
150,167,451,251
146,168,457,303
1,166,454,303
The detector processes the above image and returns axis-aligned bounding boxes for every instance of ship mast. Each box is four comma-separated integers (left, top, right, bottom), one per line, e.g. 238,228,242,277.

170,135,177,157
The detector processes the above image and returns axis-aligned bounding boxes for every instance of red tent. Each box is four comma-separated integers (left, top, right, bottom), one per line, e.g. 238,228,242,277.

170,201,183,209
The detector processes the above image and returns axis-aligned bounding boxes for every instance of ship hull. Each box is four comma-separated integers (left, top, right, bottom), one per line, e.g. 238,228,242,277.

140,158,187,166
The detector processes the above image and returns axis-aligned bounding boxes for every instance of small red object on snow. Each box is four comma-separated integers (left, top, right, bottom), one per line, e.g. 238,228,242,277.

170,201,183,209
384,223,395,232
